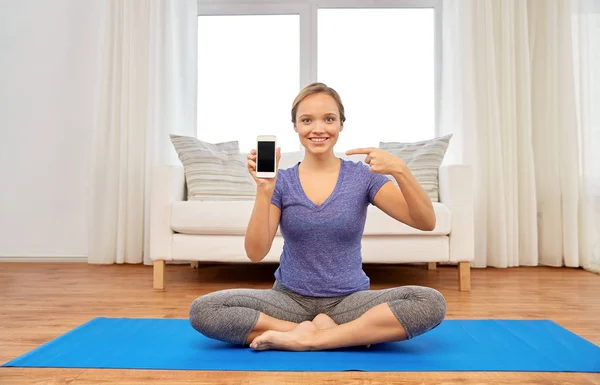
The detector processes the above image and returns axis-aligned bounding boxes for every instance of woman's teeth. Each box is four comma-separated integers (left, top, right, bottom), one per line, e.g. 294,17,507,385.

310,138,328,142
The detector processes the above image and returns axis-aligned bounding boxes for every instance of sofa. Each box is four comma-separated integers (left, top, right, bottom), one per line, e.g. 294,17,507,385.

149,151,474,291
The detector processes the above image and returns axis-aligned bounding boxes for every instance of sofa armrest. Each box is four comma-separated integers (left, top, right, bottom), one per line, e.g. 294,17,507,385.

149,165,185,262
439,165,474,263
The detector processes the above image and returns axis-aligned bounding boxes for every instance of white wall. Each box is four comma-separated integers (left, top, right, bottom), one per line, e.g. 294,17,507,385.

0,0,104,258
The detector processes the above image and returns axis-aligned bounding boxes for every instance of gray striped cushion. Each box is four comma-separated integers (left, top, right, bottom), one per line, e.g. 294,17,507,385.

169,134,256,200
379,134,452,202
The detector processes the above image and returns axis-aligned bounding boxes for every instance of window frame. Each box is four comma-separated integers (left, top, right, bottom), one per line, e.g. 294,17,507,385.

197,0,443,149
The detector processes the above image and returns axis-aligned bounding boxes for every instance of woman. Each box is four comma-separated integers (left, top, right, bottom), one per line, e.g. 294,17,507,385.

189,82,446,351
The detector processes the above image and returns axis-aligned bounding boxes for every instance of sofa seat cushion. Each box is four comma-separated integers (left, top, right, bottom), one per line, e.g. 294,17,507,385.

364,203,450,235
170,201,451,236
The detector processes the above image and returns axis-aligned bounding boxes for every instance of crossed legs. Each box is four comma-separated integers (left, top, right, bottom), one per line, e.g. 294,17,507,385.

189,284,446,351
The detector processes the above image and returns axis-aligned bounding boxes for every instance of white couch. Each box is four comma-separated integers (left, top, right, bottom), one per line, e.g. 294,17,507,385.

149,152,474,291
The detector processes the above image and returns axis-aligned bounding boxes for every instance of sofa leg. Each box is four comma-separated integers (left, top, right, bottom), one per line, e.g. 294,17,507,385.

428,262,437,270
153,260,165,291
190,261,199,269
458,261,471,291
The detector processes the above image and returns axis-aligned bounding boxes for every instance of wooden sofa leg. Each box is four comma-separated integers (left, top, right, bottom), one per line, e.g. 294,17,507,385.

458,261,471,291
190,261,199,269
153,260,165,290
428,262,437,270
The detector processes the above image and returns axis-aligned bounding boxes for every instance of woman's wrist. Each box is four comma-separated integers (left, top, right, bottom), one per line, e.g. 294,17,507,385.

390,162,409,179
256,185,274,199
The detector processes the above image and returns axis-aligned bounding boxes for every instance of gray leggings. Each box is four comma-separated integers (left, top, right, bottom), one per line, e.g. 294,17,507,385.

189,281,447,345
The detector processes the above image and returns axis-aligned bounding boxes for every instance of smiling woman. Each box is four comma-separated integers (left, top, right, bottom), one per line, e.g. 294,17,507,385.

187,82,445,352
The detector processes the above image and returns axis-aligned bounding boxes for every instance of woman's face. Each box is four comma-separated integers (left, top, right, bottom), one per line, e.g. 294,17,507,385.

294,93,343,155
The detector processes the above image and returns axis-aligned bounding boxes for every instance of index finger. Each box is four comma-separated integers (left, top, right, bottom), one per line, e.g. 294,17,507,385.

345,147,375,155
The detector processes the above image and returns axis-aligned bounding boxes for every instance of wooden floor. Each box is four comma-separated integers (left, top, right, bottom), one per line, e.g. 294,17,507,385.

0,262,598,385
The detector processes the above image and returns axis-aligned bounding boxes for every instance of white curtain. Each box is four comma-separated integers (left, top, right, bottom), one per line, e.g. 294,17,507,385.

89,0,197,265
441,0,599,272
440,0,538,268
572,0,600,273
528,0,581,268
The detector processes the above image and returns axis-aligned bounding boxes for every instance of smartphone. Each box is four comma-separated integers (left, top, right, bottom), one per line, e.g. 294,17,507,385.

256,135,277,178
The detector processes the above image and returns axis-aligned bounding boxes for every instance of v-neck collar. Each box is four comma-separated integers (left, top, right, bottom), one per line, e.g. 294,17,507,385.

294,158,345,209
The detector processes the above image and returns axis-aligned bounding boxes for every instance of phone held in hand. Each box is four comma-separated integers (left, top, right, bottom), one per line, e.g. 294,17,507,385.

256,135,277,178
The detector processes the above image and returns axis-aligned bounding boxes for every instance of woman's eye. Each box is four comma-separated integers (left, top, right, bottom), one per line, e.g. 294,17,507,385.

302,118,310,123
326,117,335,122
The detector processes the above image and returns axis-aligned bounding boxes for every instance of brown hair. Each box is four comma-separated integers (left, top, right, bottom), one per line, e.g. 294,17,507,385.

291,82,346,124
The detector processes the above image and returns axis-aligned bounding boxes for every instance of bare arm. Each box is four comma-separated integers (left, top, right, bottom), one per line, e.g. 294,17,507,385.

244,148,282,262
373,168,436,231
245,188,281,262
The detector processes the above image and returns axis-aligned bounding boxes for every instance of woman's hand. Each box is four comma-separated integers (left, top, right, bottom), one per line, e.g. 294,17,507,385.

345,147,407,175
247,148,281,192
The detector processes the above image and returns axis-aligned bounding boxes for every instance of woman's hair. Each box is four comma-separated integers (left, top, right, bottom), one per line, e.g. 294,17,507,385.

291,82,346,124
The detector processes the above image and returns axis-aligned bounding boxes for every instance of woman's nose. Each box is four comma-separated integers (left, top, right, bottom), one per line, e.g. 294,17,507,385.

313,121,326,132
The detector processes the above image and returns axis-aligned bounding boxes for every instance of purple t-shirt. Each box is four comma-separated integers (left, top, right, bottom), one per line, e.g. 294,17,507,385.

271,158,390,297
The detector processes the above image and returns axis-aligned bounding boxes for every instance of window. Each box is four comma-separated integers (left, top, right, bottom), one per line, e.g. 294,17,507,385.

318,8,435,150
197,14,300,152
197,1,440,152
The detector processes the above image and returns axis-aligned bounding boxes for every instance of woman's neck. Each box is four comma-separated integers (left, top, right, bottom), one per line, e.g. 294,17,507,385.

300,151,340,172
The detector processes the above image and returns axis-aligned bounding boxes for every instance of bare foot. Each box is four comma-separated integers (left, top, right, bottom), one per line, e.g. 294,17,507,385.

250,321,317,351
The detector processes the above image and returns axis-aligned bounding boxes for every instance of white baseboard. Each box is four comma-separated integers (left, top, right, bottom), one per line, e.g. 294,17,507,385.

0,256,87,263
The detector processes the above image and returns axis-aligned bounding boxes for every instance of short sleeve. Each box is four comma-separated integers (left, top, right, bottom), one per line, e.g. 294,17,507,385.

271,173,284,209
365,166,392,204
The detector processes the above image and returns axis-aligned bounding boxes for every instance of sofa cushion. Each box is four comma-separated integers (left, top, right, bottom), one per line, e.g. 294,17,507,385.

171,201,257,236
364,203,450,235
169,234,449,263
379,134,452,202
170,134,256,200
170,201,451,236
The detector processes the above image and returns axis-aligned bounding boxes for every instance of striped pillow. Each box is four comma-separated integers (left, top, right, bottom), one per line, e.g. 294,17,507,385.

379,134,452,202
169,134,256,200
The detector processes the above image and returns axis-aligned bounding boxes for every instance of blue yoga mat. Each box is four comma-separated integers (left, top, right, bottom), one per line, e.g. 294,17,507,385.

3,317,599,372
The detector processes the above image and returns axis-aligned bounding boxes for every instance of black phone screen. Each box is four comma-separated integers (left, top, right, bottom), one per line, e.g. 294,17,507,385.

257,141,276,172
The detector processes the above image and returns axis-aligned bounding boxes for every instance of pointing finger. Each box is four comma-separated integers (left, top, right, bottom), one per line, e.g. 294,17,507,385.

345,147,375,156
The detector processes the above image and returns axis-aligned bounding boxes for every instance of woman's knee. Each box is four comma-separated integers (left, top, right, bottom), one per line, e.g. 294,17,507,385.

188,292,228,338
393,285,446,320
188,289,265,345
392,286,447,338
420,287,447,327
189,295,211,332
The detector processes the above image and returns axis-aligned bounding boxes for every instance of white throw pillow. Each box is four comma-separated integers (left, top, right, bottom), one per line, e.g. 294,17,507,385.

170,134,256,201
379,134,452,202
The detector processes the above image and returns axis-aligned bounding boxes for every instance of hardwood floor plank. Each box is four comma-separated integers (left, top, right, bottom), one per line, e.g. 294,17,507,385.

0,262,598,384
1,369,597,385
0,368,86,385
68,370,599,385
